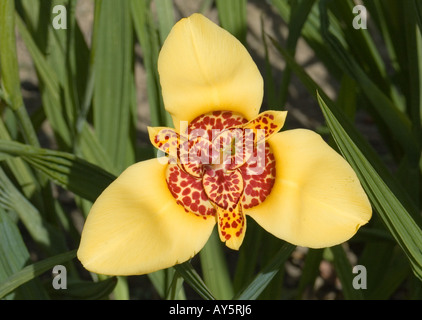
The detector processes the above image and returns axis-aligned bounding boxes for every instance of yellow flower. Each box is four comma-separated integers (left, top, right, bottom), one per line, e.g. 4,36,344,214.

77,13,372,276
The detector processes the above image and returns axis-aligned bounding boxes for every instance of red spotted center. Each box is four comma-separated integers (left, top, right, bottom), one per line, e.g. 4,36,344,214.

150,110,280,249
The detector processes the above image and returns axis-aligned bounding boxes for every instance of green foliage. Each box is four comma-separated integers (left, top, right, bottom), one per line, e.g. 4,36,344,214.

0,0,420,300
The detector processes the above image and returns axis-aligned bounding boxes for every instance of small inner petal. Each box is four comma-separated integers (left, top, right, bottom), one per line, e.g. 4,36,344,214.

216,204,246,250
202,168,244,211
148,127,182,160
240,111,286,142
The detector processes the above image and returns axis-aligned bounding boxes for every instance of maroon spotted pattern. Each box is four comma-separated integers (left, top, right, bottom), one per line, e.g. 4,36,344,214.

152,128,180,159
203,168,244,211
166,164,216,217
212,128,254,170
239,143,276,209
187,111,248,141
243,111,282,141
156,110,278,246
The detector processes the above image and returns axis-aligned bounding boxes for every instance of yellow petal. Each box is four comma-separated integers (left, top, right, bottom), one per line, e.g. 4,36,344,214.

246,129,372,248
77,158,215,276
158,13,263,130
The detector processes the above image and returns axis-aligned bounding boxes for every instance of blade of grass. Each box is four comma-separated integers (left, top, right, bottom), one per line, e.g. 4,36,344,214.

0,249,77,299
16,9,115,174
365,249,411,300
329,0,388,89
0,0,24,113
0,116,39,204
93,0,135,173
165,269,186,300
277,0,317,107
318,0,417,159
260,15,277,109
0,1,40,148
49,277,118,300
336,74,357,119
131,0,171,127
0,139,115,202
233,219,264,293
174,262,216,300
0,167,66,254
147,268,186,299
270,0,342,79
199,229,234,300
330,245,364,300
359,241,410,299
317,92,422,281
256,235,289,300
0,209,49,299
401,1,421,204
155,0,175,43
15,13,72,147
216,0,247,45
234,242,295,300
294,248,323,299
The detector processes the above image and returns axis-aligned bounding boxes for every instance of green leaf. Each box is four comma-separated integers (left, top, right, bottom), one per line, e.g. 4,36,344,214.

0,167,65,253
200,230,234,300
15,10,114,174
234,242,296,300
276,0,317,107
295,248,323,299
336,74,357,119
174,262,216,300
359,242,410,299
365,249,411,299
0,249,77,299
328,0,388,88
414,0,422,33
0,208,49,299
330,245,364,300
0,2,41,148
216,0,247,45
93,0,135,173
49,277,118,300
0,140,115,202
165,269,186,300
317,92,422,281
318,0,417,158
233,219,264,293
0,0,24,112
155,0,175,43
0,117,39,203
131,0,171,127
15,13,72,147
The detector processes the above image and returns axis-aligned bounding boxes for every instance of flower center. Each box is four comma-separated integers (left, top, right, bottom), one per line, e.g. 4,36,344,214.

149,110,280,249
